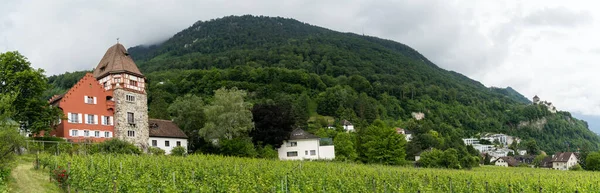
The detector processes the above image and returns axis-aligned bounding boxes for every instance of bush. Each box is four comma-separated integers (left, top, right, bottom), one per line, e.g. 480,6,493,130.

90,139,141,155
149,147,165,155
257,144,278,159
219,138,258,158
570,164,583,171
171,146,187,156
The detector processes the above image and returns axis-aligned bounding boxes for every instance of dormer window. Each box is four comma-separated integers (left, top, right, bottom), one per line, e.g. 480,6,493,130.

86,96,94,104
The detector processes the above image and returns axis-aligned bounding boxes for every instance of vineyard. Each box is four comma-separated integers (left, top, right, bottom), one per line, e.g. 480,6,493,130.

39,154,600,193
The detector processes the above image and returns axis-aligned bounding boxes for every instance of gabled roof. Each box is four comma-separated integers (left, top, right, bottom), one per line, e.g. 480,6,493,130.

540,156,553,168
48,73,109,107
49,94,65,106
498,156,519,167
289,128,320,140
93,43,144,79
551,152,576,162
148,119,187,139
341,120,352,126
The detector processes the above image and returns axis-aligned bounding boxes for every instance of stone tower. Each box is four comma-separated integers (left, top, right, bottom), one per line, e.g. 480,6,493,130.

93,43,149,150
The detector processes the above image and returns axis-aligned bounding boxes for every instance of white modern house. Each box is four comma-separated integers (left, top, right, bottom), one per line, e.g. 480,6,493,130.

551,152,578,170
462,138,480,146
148,119,188,154
278,129,335,160
341,120,354,132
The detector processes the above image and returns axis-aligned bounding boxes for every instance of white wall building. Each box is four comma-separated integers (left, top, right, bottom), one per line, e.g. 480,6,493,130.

148,119,188,154
395,128,413,142
278,129,335,160
462,138,480,146
551,152,578,170
341,120,354,132
472,144,494,152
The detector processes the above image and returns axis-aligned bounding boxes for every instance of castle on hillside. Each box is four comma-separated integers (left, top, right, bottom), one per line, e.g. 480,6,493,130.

48,43,187,153
532,95,557,113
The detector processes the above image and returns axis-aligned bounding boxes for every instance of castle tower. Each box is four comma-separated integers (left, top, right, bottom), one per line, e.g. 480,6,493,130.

93,43,149,150
533,95,540,104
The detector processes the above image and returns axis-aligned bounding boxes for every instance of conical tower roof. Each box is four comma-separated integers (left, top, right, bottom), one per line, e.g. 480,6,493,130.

93,43,144,79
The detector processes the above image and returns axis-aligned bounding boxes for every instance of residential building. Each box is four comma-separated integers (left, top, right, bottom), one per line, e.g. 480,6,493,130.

395,128,413,142
148,119,188,154
341,120,354,132
517,149,527,155
495,156,518,167
514,155,535,165
551,152,578,170
488,148,514,158
277,129,335,160
472,144,494,152
48,43,184,151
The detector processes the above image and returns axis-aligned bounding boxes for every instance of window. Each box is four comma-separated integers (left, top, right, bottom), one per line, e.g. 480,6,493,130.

126,95,135,102
87,114,94,124
287,151,298,157
103,82,107,88
152,140,157,147
310,150,316,155
305,150,308,155
165,141,170,147
71,130,78,137
288,142,297,147
127,112,135,124
176,141,181,147
84,130,89,137
103,116,111,125
114,77,121,83
129,80,138,87
127,130,135,137
70,113,79,123
86,96,94,104
94,131,100,138
104,132,110,138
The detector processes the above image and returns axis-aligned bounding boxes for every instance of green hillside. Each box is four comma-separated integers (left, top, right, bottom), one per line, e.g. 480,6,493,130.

48,15,599,154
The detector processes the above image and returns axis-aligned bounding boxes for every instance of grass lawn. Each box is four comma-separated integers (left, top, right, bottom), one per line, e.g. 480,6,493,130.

8,155,61,193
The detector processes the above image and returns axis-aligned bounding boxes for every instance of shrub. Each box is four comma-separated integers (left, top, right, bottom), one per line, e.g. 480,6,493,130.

257,144,278,159
149,147,165,155
171,146,187,156
90,139,141,155
570,164,583,171
219,138,258,158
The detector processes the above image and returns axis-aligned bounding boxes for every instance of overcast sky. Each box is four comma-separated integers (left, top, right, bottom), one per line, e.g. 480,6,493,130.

2,0,600,132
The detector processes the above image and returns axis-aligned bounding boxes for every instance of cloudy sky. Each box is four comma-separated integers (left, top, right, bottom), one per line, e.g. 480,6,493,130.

2,0,600,132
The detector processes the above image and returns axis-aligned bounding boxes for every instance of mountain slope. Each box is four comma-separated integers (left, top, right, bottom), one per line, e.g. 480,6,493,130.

48,15,599,154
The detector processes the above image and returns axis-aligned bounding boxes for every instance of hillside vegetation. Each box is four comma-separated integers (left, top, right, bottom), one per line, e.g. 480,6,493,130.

47,15,599,155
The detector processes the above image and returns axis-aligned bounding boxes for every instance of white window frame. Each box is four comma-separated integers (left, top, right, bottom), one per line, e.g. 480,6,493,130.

165,140,170,147
94,131,100,138
127,112,135,124
126,94,135,102
176,141,181,147
288,141,297,147
104,131,110,138
152,140,157,147
127,130,135,137
84,130,90,137
310,150,316,156
86,114,95,124
71,130,78,137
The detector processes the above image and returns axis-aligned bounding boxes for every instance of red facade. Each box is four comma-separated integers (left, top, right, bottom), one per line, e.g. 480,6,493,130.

50,73,115,142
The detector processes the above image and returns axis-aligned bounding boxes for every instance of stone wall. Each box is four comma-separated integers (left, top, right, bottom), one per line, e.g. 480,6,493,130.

113,89,149,151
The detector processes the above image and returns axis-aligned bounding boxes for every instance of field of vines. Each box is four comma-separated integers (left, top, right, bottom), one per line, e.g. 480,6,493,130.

40,154,600,193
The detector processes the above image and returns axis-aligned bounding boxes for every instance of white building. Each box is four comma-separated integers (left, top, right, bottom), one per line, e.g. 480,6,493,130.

462,138,480,146
148,119,188,154
341,120,354,132
517,149,527,155
488,148,514,158
495,157,517,167
395,128,413,142
472,144,494,152
278,129,335,160
481,134,508,146
551,152,578,170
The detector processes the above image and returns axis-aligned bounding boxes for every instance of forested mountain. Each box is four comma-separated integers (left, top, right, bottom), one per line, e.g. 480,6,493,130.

47,15,599,154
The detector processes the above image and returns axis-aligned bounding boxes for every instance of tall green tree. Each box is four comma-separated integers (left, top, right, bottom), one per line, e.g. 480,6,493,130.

250,102,295,148
168,94,206,152
0,51,62,134
333,132,358,162
201,87,253,140
585,151,600,171
359,120,407,165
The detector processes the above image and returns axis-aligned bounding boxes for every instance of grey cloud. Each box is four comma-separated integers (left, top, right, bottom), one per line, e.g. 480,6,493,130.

523,7,592,27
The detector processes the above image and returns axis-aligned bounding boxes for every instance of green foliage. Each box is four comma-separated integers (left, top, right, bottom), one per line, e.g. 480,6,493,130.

201,87,253,140
533,154,547,168
168,94,206,152
218,137,257,158
1,51,63,135
47,15,600,155
90,139,141,155
570,164,583,171
149,147,166,155
171,146,187,156
358,120,407,165
256,144,278,159
333,132,358,162
586,151,600,171
250,102,295,148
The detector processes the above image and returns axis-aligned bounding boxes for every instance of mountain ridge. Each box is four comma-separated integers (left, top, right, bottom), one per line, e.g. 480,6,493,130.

47,15,600,154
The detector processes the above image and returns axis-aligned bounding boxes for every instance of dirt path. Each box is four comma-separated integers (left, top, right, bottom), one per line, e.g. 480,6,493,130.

9,157,61,193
